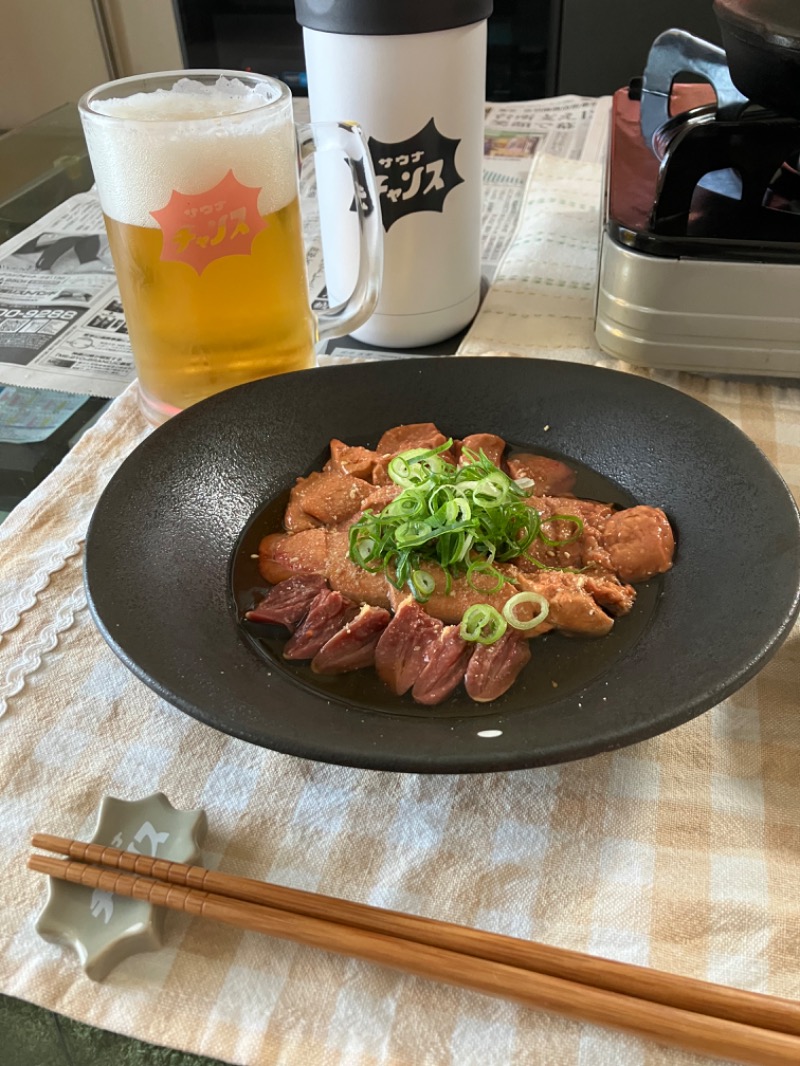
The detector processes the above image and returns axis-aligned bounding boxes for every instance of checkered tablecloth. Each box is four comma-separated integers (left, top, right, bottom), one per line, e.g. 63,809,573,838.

1,152,799,1066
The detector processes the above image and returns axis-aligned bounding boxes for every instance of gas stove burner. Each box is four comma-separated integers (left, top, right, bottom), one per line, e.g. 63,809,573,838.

652,104,800,239
594,26,800,380
637,30,800,241
650,102,746,204
607,29,800,257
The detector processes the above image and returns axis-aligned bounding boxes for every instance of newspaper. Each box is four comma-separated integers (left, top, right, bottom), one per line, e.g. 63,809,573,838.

0,95,610,398
480,94,609,281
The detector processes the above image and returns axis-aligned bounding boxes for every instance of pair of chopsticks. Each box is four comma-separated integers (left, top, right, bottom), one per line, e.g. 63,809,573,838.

30,834,800,1066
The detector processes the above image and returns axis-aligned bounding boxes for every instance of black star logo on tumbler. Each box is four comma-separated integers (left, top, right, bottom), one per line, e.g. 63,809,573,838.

365,119,464,231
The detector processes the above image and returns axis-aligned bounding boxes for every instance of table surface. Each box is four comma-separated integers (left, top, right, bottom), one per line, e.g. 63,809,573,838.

2,109,799,1066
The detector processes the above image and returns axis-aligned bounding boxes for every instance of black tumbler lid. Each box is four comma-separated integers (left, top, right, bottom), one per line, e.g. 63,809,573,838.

295,0,493,36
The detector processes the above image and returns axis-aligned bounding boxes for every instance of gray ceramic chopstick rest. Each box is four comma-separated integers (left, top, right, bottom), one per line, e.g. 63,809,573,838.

35,792,207,981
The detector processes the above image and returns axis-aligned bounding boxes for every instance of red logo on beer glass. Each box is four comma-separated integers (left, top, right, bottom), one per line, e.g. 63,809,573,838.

150,170,266,274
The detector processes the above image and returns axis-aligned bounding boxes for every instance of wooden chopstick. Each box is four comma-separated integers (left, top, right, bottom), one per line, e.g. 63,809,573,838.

32,832,800,1038
29,843,800,1066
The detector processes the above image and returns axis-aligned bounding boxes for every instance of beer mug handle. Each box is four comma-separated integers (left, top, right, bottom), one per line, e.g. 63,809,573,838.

297,122,383,342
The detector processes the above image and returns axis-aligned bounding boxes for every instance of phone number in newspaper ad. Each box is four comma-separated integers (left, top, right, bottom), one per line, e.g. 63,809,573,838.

0,305,88,365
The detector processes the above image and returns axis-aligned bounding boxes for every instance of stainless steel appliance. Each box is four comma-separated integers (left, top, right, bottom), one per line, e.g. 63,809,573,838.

595,9,800,378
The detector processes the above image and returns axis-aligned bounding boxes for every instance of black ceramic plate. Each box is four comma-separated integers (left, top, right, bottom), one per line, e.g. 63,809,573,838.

84,358,800,773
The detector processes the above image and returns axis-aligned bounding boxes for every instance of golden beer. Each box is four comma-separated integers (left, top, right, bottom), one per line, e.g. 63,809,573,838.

80,70,381,424
104,197,315,419
80,74,314,424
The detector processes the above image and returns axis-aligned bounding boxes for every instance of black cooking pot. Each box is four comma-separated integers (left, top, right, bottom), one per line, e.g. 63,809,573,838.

714,0,800,116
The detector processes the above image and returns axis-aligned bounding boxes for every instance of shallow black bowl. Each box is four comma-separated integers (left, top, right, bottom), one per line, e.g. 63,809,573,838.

84,357,800,773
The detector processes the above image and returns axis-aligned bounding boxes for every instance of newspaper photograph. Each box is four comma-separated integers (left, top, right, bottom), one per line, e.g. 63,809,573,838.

0,95,611,395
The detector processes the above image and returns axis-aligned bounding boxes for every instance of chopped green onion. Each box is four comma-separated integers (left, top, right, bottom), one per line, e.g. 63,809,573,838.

539,514,585,546
347,440,584,602
521,553,585,575
409,569,436,600
460,604,507,644
395,519,437,548
348,523,384,571
503,591,550,630
466,560,506,594
386,453,423,487
386,439,454,487
384,494,426,519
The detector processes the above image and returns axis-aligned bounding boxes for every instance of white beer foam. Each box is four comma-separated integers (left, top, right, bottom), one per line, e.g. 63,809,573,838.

84,77,298,228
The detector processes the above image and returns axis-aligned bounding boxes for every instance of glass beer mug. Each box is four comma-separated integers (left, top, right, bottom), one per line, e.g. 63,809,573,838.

79,70,382,425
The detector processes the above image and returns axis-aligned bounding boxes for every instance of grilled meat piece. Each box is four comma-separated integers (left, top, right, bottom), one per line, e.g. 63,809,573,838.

349,484,403,525
386,562,632,638
521,496,674,582
311,604,391,674
245,574,328,630
283,589,358,660
580,573,637,615
521,496,616,571
601,506,675,582
530,496,615,522
324,439,383,481
285,470,374,531
464,631,532,703
411,625,473,706
458,433,506,468
325,530,393,608
258,529,327,584
371,422,459,485
259,529,392,607
374,597,442,695
515,571,621,637
377,422,448,454
507,454,577,496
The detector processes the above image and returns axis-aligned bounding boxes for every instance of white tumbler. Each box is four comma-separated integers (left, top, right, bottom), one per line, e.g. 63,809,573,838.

296,0,492,348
